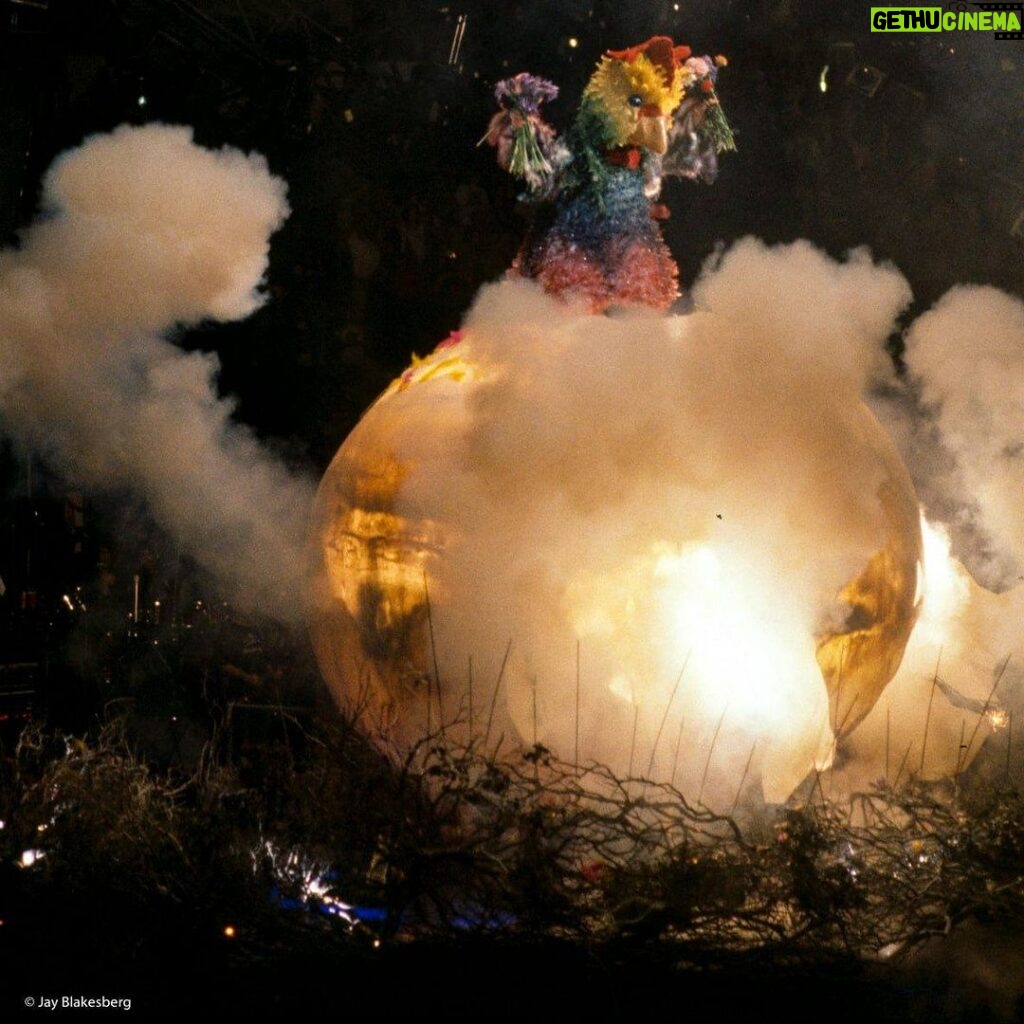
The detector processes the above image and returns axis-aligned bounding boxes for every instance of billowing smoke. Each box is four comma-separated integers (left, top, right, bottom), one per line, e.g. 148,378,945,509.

904,285,1024,586
0,124,313,621
313,238,928,806
313,225,1024,807
842,286,1024,791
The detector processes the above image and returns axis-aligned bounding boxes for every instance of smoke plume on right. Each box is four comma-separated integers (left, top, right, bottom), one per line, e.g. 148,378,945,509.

846,285,1024,791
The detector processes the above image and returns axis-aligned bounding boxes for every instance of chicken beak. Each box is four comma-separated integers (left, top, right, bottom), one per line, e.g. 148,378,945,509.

628,109,669,155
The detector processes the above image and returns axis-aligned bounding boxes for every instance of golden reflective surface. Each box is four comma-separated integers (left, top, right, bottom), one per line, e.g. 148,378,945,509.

309,331,923,801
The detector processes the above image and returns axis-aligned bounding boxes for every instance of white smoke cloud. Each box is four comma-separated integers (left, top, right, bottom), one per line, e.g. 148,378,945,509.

312,223,1024,806
313,238,927,806
903,284,1024,588
0,123,314,621
838,284,1024,793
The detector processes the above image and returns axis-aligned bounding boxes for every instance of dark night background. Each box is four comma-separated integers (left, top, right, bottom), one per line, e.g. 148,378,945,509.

0,1,1021,1019
1,0,1021,469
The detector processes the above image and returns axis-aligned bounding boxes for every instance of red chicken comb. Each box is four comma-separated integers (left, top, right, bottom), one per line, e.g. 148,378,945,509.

606,36,690,83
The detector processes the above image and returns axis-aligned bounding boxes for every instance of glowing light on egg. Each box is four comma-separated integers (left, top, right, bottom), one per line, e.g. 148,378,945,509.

309,273,922,808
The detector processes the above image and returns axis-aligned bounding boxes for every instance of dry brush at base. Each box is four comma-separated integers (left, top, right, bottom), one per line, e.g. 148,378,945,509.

363,737,1024,962
2,714,1023,969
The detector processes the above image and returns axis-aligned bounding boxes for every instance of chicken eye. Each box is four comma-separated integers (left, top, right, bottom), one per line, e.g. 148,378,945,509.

628,93,644,108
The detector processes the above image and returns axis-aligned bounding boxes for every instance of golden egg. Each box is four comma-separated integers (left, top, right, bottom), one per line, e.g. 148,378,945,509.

309,301,922,807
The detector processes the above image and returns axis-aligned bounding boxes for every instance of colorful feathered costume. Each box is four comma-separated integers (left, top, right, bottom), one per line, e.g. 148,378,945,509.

485,37,735,313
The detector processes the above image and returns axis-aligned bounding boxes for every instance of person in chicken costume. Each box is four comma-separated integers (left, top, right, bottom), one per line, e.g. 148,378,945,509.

484,36,735,311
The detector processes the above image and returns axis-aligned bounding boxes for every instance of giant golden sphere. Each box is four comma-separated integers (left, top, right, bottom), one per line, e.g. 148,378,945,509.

309,278,921,807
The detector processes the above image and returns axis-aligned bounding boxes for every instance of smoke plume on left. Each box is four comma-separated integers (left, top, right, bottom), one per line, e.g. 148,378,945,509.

0,123,313,622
